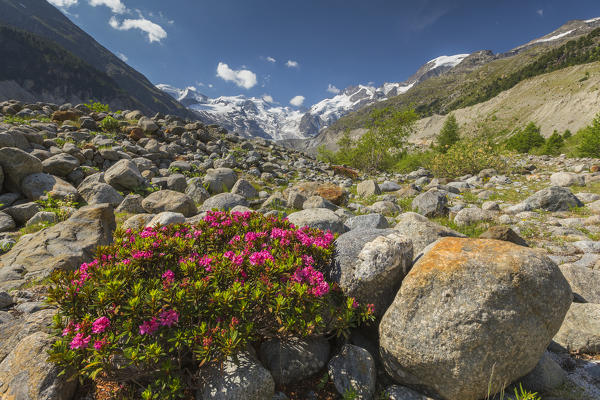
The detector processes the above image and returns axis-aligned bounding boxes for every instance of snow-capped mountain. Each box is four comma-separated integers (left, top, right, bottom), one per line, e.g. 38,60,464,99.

158,52,472,140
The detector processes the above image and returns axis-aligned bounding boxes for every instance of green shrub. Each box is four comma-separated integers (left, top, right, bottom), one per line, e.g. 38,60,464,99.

84,100,110,113
576,113,600,157
538,130,564,155
505,122,545,153
435,114,460,153
100,116,120,132
47,211,374,399
394,150,435,173
429,139,506,178
35,193,78,222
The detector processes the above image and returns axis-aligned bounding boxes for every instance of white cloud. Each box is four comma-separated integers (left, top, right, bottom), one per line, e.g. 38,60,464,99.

327,84,340,94
48,0,78,8
109,16,167,43
216,62,257,89
208,84,214,88
262,94,273,102
266,56,276,63
116,52,128,62
88,0,126,13
286,60,299,68
290,95,305,106
537,9,544,16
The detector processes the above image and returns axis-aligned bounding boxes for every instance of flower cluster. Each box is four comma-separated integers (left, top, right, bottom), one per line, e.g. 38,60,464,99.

48,211,374,399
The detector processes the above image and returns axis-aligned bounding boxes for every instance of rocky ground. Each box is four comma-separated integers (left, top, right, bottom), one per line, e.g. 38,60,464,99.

0,99,599,400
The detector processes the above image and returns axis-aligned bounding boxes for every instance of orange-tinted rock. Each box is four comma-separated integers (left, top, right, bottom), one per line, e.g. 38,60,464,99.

591,165,600,173
129,127,145,141
315,183,347,206
51,110,81,122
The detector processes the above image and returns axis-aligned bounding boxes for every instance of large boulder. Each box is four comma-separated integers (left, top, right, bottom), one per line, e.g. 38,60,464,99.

379,237,572,400
550,172,585,187
411,189,448,217
231,179,259,199
142,190,197,217
357,180,381,197
78,182,124,207
0,147,42,192
507,186,583,213
0,211,16,232
394,212,465,256
21,173,79,201
260,337,329,385
104,159,145,191
287,208,346,234
0,204,115,283
201,193,249,211
344,213,389,231
0,331,77,400
332,228,412,317
185,177,211,204
203,168,237,194
328,344,376,400
517,351,566,394
453,207,492,227
553,302,600,354
198,352,274,400
137,116,159,133
559,264,600,304
41,153,79,177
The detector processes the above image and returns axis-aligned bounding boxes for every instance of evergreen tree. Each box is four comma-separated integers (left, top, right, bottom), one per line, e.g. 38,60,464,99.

436,114,460,153
505,122,545,153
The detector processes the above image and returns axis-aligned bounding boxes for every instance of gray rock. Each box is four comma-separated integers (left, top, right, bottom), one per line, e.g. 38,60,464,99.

260,337,329,385
0,331,77,400
0,164,3,190
41,153,79,177
122,213,155,231
482,201,501,211
203,168,237,194
479,226,528,247
26,211,57,227
518,351,566,393
0,147,42,192
0,211,16,232
385,385,434,400
166,173,187,192
411,189,448,217
0,204,115,282
379,237,572,400
0,290,13,308
559,265,600,303
142,190,197,217
185,177,211,204
553,302,600,354
303,195,337,211
287,208,346,234
508,186,583,213
453,207,492,227
328,344,376,400
550,172,585,187
345,213,389,231
575,192,600,203
198,351,274,400
357,180,381,197
369,200,400,216
333,229,412,317
4,202,42,225
231,179,259,199
287,191,307,210
380,181,402,192
138,116,159,133
572,240,600,254
201,193,249,211
394,212,465,256
104,159,145,191
79,182,124,207
147,212,186,227
21,173,79,201
115,194,145,214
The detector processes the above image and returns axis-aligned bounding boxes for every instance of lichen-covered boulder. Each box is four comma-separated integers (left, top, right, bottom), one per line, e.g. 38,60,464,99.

379,237,572,400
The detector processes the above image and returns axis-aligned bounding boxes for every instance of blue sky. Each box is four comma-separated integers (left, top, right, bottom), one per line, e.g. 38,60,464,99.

50,0,600,107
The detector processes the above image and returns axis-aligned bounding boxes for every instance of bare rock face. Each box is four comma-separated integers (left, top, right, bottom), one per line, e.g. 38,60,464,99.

379,237,572,400
0,204,115,284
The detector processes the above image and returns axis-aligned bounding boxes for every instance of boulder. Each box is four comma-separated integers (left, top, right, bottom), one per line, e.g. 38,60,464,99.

453,207,492,227
122,213,155,231
411,189,448,217
287,191,307,210
507,186,583,213
78,182,124,207
41,153,79,177
3,202,42,226
115,194,145,214
379,237,572,400
185,177,211,204
203,168,237,194
142,190,197,217
394,212,465,256
553,302,600,354
137,116,159,133
385,386,434,400
0,331,77,400
147,212,186,227
26,211,57,227
559,265,600,303
201,193,249,211
344,213,389,231
0,147,42,192
357,180,381,197
231,179,259,199
550,172,585,187
517,351,566,394
260,337,329,385
333,229,412,317
21,173,79,201
0,165,3,190
369,200,400,216
198,352,274,400
328,345,376,400
315,183,347,206
104,159,145,191
303,195,337,211
287,208,346,234
479,226,528,247
0,204,115,282
0,211,16,232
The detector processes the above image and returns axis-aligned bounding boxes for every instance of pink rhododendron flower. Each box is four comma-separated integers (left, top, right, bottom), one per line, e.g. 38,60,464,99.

159,310,179,327
70,333,91,349
91,316,110,334
139,317,160,335
93,338,108,350
249,250,274,266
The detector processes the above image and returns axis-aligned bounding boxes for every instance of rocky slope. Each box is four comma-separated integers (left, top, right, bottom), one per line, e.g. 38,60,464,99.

157,53,472,140
0,0,193,118
0,99,599,399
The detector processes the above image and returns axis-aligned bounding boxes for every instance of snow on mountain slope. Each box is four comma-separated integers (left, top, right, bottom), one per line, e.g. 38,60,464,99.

157,52,470,140
535,29,574,43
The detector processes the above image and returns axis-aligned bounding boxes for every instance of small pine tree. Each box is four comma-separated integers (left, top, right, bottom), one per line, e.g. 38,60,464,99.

540,130,564,155
577,114,600,157
505,122,545,153
436,114,460,153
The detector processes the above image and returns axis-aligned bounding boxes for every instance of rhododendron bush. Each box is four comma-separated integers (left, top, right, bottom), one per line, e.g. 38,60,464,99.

48,211,374,399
